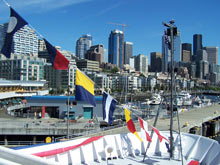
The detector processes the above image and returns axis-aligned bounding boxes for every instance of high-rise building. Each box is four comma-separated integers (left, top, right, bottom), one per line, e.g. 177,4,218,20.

124,41,133,64
193,34,203,56
162,31,170,72
0,24,38,56
174,31,181,62
203,46,218,65
196,49,208,62
85,44,104,65
150,52,162,72
182,50,191,63
135,54,148,75
182,43,192,62
75,34,92,59
108,29,124,68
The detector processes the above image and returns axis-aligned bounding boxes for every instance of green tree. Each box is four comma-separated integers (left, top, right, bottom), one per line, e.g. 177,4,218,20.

111,67,119,73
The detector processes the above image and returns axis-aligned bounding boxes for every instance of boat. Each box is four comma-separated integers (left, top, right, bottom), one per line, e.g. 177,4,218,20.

149,93,161,105
2,131,218,165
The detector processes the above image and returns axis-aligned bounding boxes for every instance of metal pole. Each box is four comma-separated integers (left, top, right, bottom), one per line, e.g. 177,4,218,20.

67,65,70,139
169,22,174,158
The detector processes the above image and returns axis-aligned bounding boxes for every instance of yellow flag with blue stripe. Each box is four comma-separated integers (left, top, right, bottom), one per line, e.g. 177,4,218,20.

75,69,96,106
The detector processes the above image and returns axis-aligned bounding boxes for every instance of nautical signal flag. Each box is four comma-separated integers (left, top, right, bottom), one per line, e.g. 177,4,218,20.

43,39,69,70
124,107,142,142
102,92,117,125
75,69,96,107
151,126,168,143
1,7,28,58
138,117,152,142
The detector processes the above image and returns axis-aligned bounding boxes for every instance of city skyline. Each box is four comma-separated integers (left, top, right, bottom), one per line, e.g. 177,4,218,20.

0,0,220,63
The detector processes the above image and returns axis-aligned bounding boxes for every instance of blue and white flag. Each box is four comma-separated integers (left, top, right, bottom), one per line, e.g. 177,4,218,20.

1,7,28,58
102,92,117,125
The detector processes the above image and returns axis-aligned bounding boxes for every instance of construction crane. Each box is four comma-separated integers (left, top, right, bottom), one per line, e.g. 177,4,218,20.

108,22,129,34
108,22,129,66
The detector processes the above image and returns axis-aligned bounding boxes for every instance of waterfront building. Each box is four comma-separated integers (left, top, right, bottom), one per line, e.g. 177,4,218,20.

124,41,133,64
0,79,48,101
44,63,76,91
76,59,99,72
75,34,92,59
38,39,47,52
0,24,38,56
85,44,104,65
108,29,124,68
12,24,39,56
146,76,156,91
193,34,203,56
203,46,218,65
135,54,148,75
150,52,162,72
93,73,112,93
0,54,46,81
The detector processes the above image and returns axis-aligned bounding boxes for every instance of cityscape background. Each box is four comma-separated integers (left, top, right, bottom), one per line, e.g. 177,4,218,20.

0,0,220,95
0,0,220,63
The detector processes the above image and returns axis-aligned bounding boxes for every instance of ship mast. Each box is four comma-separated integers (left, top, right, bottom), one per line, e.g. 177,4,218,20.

162,20,176,158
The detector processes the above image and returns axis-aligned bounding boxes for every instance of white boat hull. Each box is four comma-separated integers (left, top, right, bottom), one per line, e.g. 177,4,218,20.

10,131,220,165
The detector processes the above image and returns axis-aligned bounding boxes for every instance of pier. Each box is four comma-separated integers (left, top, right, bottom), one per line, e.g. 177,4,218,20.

80,104,220,139
0,104,220,145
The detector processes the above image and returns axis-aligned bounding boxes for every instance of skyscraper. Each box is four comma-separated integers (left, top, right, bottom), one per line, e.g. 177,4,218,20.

0,24,38,56
76,34,92,59
193,34,202,56
108,29,123,68
85,44,104,64
173,31,181,63
162,31,170,72
124,41,133,64
150,52,162,72
182,43,192,62
203,46,218,65
135,54,148,75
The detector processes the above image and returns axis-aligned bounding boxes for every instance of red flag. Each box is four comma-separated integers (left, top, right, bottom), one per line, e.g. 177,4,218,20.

138,117,152,142
188,160,199,165
151,126,168,143
44,39,69,70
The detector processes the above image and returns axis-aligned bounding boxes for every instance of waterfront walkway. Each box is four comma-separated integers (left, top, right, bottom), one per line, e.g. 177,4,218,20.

82,104,220,137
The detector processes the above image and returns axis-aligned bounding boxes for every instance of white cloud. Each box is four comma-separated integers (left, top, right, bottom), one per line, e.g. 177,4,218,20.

2,0,94,12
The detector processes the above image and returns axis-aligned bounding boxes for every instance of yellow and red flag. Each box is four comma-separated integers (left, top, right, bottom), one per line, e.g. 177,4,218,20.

124,107,142,142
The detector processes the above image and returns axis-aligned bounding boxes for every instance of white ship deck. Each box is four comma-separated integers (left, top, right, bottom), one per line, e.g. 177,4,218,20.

0,131,218,165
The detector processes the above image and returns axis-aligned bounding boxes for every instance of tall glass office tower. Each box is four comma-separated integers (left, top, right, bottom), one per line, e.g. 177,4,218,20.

108,29,123,68
76,34,92,59
173,31,181,63
193,34,202,55
162,31,170,72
